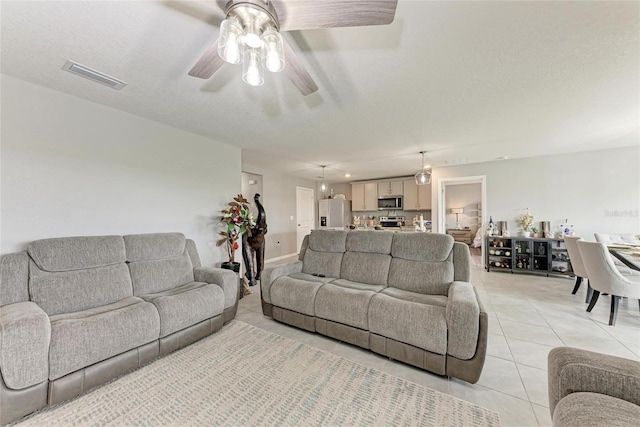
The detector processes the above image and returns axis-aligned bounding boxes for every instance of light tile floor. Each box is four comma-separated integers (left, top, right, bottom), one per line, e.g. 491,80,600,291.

236,255,640,427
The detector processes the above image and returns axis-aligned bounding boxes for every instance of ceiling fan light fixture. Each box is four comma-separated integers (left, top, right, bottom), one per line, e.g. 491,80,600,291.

243,20,263,48
242,48,264,86
218,18,244,64
262,27,285,72
415,151,432,185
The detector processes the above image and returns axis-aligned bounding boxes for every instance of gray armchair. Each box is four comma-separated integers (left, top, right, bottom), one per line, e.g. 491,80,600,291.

548,347,640,427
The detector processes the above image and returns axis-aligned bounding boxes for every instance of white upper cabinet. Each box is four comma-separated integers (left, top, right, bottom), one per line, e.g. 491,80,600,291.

403,179,432,210
377,180,403,196
352,183,378,211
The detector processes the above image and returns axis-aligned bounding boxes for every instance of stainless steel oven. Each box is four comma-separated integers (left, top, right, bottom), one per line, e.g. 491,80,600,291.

377,196,402,211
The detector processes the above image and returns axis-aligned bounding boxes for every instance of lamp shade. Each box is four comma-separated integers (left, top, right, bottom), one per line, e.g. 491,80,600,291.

451,208,464,214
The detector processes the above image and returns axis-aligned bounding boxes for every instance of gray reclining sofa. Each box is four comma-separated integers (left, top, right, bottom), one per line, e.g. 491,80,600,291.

261,230,488,383
0,232,238,425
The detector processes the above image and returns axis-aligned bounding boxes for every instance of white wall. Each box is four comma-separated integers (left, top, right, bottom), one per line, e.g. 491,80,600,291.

241,165,316,260
1,75,241,266
432,146,640,241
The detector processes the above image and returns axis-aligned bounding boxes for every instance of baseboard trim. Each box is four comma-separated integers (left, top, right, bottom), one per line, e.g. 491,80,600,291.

265,253,298,264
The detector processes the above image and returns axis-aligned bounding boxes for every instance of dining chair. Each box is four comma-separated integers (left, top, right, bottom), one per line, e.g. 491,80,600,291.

564,236,591,302
578,240,640,326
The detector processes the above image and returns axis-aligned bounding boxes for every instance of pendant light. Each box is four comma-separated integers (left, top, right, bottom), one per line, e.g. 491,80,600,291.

320,165,327,193
415,151,432,185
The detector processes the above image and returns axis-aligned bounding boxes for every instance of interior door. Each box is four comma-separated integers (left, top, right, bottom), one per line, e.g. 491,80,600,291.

296,187,315,252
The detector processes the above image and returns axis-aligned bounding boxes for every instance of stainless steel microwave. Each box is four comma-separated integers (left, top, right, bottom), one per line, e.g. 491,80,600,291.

378,196,403,210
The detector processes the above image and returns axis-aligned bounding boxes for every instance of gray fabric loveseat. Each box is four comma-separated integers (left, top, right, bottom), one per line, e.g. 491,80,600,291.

548,347,640,427
0,232,238,425
261,230,487,383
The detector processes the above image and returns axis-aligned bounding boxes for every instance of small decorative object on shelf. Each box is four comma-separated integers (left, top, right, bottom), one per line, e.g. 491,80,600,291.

520,208,534,237
487,216,495,236
531,227,539,238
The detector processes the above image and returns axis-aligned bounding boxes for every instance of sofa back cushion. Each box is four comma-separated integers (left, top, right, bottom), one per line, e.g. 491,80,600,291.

0,252,30,306
28,236,133,315
301,230,347,278
388,233,455,295
125,233,194,295
340,231,393,286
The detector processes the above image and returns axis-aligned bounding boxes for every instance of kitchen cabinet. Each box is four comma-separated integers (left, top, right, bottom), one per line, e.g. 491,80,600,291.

377,180,403,197
351,183,378,211
402,179,432,210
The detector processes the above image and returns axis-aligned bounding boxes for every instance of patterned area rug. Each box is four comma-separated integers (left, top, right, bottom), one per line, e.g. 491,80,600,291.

17,321,501,426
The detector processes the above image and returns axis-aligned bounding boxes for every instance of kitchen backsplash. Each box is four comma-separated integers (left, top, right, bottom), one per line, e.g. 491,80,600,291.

352,210,432,225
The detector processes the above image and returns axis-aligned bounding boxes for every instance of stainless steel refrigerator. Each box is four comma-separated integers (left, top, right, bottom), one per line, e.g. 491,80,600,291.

318,199,351,230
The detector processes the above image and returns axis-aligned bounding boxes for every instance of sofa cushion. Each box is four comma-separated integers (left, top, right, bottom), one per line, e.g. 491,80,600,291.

330,279,386,292
29,261,134,316
48,297,160,380
270,276,325,316
289,272,336,284
0,302,50,389
128,252,195,296
391,233,454,262
0,252,29,306
340,252,391,286
315,282,380,330
139,282,225,337
301,250,344,279
345,231,394,254
124,233,186,262
193,267,238,310
387,256,454,296
553,392,640,427
28,236,126,271
380,288,448,307
368,293,448,355
308,230,347,252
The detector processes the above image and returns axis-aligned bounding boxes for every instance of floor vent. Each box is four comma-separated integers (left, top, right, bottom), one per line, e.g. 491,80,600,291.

62,60,128,90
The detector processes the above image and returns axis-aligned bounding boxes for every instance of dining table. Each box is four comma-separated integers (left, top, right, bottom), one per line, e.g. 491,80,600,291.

607,243,640,272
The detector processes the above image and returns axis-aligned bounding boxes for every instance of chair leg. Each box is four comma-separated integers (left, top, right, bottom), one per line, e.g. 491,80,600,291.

571,276,582,295
586,290,600,312
609,295,620,326
585,282,593,304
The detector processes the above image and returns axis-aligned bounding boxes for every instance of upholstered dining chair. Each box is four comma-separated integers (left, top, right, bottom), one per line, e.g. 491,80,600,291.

564,236,592,302
577,240,640,326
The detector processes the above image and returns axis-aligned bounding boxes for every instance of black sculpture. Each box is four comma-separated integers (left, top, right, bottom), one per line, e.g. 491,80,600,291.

242,193,267,286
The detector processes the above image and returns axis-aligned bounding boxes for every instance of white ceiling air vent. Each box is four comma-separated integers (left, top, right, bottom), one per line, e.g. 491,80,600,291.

62,60,127,90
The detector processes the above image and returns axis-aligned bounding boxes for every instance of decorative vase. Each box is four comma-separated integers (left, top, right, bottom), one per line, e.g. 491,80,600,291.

221,261,241,273
523,231,531,238
532,233,538,238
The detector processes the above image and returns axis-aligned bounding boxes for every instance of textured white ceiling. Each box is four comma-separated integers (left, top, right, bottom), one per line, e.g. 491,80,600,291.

1,1,638,183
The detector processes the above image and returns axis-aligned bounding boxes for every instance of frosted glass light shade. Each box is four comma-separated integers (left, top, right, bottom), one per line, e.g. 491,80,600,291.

415,170,432,185
218,18,244,64
262,28,285,72
242,48,264,86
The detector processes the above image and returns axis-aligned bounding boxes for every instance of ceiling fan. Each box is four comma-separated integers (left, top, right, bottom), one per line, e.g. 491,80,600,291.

188,0,399,95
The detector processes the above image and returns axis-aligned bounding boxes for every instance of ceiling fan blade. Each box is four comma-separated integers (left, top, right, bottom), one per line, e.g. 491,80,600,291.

274,0,398,31
283,40,318,96
188,38,225,79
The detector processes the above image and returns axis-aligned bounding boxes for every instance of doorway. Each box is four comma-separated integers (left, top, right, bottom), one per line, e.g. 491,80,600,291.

437,176,487,266
296,187,315,252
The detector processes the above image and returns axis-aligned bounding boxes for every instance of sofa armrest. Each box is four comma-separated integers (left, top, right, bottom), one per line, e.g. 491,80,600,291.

261,261,303,304
0,302,51,390
193,267,239,310
446,281,481,360
548,347,640,416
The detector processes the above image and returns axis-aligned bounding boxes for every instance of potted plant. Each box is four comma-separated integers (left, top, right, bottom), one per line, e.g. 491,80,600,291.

531,227,539,238
217,194,256,273
520,208,534,238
